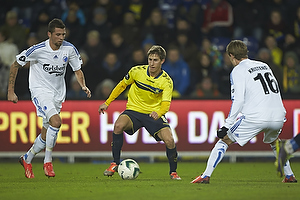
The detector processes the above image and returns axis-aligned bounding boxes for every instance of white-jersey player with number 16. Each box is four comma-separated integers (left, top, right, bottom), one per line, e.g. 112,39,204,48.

191,40,297,184
7,18,91,178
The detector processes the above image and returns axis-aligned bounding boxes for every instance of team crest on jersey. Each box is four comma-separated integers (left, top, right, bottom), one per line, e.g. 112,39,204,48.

63,56,68,62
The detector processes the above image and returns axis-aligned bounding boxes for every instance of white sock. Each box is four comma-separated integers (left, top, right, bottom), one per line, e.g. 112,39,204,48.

271,144,294,176
284,139,294,154
203,140,228,177
44,126,59,163
24,134,46,164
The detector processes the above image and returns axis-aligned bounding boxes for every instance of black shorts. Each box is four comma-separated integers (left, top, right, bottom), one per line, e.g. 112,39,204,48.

121,110,170,141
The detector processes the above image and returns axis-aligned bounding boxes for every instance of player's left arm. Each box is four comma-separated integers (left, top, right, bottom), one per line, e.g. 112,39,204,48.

149,101,171,120
150,75,173,120
74,69,91,98
223,70,244,128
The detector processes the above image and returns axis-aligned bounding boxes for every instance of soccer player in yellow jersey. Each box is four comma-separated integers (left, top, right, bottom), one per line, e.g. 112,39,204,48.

98,45,181,180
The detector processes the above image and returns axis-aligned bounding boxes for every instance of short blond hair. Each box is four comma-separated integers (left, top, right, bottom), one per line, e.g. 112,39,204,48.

147,45,166,61
226,40,248,60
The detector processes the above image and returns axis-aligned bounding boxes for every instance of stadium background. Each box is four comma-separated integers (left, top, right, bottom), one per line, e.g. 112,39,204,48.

0,0,300,162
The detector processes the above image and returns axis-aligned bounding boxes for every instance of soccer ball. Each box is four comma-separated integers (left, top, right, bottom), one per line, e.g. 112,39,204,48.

118,159,140,180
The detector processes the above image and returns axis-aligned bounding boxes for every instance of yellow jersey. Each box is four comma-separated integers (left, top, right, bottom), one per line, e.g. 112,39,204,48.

124,65,173,114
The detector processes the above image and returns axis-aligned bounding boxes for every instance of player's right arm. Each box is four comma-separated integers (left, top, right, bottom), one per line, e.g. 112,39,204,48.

98,79,128,114
7,60,22,103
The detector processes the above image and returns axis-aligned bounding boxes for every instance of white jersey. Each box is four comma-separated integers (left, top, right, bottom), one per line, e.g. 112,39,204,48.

16,39,82,102
224,59,286,128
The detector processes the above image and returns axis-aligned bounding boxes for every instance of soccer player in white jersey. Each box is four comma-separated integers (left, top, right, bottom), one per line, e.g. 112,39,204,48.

191,40,297,184
7,18,91,178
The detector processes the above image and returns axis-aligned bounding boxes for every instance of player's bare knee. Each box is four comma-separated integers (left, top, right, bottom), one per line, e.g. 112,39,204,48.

51,120,61,128
221,135,234,146
270,139,278,146
164,138,175,149
49,115,61,128
114,123,125,134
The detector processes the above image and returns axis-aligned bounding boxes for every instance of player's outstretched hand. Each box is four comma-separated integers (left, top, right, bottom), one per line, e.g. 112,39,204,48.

149,111,159,120
98,103,108,114
217,126,229,139
82,86,91,98
7,92,18,103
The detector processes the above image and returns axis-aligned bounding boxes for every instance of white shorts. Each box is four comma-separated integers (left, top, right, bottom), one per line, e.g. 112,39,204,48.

31,93,63,123
227,115,284,146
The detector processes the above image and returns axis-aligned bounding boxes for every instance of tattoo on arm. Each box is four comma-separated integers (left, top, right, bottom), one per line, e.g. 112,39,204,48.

8,61,21,91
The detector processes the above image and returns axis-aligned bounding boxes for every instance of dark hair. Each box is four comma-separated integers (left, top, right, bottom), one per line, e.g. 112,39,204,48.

147,45,166,60
226,40,248,60
48,18,65,33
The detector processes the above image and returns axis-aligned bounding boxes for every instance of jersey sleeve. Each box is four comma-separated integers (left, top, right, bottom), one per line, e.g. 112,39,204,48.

224,69,245,128
16,49,36,67
68,45,82,71
162,73,173,102
123,67,135,85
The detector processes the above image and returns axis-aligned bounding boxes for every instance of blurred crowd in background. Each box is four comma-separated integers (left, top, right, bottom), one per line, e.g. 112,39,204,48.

0,0,300,101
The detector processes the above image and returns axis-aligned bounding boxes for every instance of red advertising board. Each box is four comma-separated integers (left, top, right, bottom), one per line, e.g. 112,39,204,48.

0,100,299,152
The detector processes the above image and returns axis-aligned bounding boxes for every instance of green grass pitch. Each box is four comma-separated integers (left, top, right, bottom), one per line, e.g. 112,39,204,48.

0,161,299,200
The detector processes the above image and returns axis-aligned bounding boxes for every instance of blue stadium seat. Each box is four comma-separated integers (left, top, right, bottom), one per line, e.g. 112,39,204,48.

211,37,231,52
237,37,259,59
